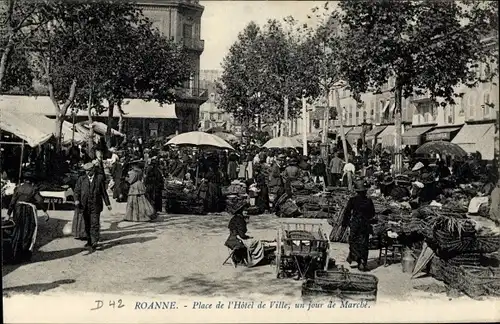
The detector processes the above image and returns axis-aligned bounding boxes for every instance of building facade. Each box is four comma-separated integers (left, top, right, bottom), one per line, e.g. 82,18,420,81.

139,0,208,133
198,69,234,132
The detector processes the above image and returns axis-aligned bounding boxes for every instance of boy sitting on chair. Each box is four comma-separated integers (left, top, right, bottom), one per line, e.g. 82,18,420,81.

224,202,264,268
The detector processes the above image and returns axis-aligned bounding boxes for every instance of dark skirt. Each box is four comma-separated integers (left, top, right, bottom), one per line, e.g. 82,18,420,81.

348,224,370,264
72,208,87,240
9,203,37,263
113,179,130,202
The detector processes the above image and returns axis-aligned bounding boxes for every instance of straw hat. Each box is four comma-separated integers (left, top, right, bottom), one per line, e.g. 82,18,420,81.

82,162,94,171
231,201,248,216
412,162,424,172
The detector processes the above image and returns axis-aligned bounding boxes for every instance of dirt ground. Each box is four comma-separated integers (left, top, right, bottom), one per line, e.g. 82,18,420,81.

0,199,473,302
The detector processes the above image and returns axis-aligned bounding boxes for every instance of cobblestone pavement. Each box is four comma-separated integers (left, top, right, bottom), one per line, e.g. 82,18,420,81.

2,200,458,302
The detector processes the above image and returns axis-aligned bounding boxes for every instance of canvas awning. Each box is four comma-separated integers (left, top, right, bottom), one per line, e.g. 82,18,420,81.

19,113,86,145
425,126,462,142
345,126,363,145
366,125,388,141
0,110,53,147
90,121,124,137
402,126,434,146
451,123,496,160
377,125,396,148
0,95,178,119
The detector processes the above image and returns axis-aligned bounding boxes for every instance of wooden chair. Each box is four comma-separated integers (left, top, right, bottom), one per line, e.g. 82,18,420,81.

378,233,403,267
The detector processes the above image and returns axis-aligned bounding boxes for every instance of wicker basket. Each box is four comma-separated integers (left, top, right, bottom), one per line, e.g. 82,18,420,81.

459,265,500,299
301,279,377,301
314,269,378,292
476,235,500,254
446,253,483,267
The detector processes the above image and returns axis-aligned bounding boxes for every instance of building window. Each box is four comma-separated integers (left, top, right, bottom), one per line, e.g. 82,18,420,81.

183,24,193,38
483,92,491,117
469,95,475,118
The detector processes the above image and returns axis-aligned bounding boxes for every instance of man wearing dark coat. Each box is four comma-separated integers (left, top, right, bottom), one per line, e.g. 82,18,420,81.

144,158,164,212
342,180,375,271
74,162,112,253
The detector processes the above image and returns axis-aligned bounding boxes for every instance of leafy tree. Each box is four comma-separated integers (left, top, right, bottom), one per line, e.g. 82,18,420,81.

218,22,264,128
336,0,498,172
0,0,51,90
257,18,323,134
0,44,33,92
29,1,191,150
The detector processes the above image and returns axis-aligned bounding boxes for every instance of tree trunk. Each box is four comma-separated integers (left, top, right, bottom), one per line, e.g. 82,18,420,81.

394,77,403,174
0,35,14,91
335,88,352,190
106,102,114,148
283,96,289,137
118,103,124,134
54,115,63,148
87,107,94,159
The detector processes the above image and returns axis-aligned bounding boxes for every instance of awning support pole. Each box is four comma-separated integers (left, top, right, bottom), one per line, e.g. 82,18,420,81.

18,140,25,184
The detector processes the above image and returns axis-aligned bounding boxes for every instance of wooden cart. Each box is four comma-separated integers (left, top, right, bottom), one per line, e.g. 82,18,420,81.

275,219,330,280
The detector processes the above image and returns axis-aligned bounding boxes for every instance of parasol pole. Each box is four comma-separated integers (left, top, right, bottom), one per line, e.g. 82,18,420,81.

18,140,25,184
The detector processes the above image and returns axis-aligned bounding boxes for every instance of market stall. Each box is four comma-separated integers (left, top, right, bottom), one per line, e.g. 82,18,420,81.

164,131,234,215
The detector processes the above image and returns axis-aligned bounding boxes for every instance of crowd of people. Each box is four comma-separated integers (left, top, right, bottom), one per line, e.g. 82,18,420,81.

2,133,499,265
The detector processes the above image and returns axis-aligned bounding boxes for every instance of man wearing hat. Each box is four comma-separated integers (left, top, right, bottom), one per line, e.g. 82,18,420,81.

341,180,375,271
74,162,112,253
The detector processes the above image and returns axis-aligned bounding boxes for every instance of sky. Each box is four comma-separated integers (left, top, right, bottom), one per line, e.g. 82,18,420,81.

199,0,329,70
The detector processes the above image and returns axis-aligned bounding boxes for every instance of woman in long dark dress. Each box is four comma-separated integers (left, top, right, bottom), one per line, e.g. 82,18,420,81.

6,175,49,263
228,153,239,181
224,202,264,267
254,174,270,213
342,180,375,271
144,159,164,212
198,169,221,213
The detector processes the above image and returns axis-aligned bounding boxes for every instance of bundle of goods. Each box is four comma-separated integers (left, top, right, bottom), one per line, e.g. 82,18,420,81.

457,265,500,299
302,267,378,301
164,180,205,215
274,194,301,218
222,180,247,196
424,209,500,298
225,194,248,214
328,204,349,243
223,180,249,213
425,212,500,258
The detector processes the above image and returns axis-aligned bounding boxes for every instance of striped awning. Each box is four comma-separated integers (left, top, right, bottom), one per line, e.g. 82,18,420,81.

366,125,388,141
377,125,396,148
345,126,363,145
451,123,496,160
402,126,434,146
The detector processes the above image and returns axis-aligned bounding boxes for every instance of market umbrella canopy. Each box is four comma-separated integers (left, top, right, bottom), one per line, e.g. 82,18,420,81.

415,141,467,157
166,131,234,150
213,132,239,143
263,136,302,149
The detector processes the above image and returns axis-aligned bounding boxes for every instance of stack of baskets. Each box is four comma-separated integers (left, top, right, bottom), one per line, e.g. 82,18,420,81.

425,215,500,299
302,267,378,301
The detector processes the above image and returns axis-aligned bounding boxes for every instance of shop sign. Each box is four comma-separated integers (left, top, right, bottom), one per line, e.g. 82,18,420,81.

426,132,450,141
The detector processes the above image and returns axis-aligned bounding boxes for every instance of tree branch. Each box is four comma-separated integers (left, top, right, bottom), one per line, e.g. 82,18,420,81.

60,78,77,117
